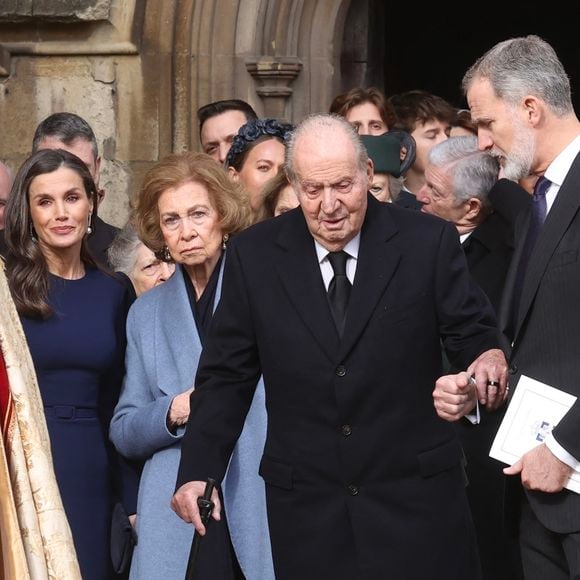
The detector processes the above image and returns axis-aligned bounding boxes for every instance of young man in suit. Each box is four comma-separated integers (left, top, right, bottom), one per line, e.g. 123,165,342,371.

172,114,508,580
197,99,257,164
389,90,456,210
462,35,580,580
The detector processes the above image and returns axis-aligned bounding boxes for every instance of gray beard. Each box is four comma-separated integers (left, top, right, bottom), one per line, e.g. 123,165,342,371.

500,123,535,181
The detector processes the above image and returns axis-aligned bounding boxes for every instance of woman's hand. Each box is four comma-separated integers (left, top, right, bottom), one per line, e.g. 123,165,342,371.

167,387,194,429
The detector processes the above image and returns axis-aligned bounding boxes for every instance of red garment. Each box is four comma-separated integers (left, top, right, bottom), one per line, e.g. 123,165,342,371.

0,350,12,442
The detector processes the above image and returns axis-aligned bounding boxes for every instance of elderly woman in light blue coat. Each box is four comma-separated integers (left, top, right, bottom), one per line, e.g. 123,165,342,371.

110,152,274,580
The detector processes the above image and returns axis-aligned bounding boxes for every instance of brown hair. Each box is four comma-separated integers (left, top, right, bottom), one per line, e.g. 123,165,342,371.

450,109,478,136
133,152,253,255
389,90,456,133
261,170,293,219
5,149,99,319
329,87,397,129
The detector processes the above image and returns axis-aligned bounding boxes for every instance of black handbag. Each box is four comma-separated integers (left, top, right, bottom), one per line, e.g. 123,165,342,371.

110,501,138,574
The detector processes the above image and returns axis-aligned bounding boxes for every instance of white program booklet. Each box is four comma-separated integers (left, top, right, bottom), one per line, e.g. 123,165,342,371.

489,375,580,493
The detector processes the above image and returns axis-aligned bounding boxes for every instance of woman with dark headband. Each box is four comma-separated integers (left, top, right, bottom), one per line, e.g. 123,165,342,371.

225,118,293,219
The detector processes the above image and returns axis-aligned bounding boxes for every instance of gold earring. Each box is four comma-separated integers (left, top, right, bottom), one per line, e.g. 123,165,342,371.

222,233,229,250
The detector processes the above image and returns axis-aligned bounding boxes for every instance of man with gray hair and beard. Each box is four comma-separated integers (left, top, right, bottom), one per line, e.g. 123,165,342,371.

460,35,580,580
172,113,509,579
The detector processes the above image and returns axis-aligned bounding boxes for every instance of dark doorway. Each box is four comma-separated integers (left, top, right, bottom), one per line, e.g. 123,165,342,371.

341,1,580,111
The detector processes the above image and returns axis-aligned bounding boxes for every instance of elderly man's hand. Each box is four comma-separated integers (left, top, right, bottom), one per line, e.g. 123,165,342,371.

171,481,221,535
504,444,573,493
467,348,509,411
433,371,477,421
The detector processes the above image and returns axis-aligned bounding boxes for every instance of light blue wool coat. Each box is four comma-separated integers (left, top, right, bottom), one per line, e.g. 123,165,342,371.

110,262,274,580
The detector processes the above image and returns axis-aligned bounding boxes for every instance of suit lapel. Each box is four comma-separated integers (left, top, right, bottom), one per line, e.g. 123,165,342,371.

275,211,340,362
156,266,203,395
515,154,580,340
339,197,400,359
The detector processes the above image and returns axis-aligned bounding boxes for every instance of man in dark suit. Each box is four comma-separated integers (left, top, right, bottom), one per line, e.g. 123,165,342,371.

197,99,257,164
417,135,512,311
172,114,508,579
463,35,580,579
32,112,118,267
417,135,523,580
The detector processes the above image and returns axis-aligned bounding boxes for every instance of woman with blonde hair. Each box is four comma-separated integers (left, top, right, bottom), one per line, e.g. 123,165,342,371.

110,152,274,580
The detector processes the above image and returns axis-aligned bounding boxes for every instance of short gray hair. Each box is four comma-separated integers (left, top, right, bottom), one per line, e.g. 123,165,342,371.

32,112,99,160
462,35,573,117
107,222,142,276
428,136,499,210
285,114,368,183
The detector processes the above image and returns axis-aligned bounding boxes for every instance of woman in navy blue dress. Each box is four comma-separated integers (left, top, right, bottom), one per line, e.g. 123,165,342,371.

4,149,134,579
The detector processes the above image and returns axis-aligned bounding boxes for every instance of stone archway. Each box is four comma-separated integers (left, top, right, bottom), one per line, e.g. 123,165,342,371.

0,0,352,224
166,0,353,151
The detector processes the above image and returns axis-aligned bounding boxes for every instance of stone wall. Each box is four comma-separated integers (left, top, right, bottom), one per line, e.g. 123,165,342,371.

0,0,352,226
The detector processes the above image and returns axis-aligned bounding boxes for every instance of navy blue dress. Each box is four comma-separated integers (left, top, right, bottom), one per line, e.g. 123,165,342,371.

21,268,132,580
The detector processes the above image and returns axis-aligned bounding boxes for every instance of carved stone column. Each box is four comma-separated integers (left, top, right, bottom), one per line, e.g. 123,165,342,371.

246,57,302,120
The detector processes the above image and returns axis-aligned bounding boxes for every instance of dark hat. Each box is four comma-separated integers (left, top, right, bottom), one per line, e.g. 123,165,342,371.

360,133,402,177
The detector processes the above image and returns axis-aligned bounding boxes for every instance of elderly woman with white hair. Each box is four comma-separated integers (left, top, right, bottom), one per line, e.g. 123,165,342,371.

108,223,175,297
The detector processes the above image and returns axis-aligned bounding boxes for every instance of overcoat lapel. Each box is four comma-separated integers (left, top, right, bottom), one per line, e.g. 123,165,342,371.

156,265,203,395
275,211,340,362
514,154,580,341
275,199,400,362
339,198,400,359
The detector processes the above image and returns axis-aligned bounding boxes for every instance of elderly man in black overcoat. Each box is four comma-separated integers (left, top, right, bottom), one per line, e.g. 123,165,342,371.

172,114,507,580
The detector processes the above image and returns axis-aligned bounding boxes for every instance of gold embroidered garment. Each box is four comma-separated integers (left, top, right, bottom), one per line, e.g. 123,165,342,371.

0,260,81,579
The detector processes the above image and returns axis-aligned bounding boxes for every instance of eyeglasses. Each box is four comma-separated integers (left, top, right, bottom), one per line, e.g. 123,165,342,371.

160,208,212,232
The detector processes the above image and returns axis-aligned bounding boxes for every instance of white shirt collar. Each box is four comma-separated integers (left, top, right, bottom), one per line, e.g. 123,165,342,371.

544,134,580,187
460,232,472,244
314,234,361,264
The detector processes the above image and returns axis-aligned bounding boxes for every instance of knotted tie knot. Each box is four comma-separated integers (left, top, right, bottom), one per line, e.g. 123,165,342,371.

327,251,349,278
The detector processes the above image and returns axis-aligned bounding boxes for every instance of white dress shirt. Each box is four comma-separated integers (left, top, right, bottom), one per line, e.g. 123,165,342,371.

314,234,360,289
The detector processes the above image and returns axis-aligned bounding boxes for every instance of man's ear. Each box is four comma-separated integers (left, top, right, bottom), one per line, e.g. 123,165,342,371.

464,197,483,220
366,158,374,187
94,156,102,187
522,95,543,127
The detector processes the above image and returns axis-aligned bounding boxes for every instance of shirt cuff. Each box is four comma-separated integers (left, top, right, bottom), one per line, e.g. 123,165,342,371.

545,433,580,470
464,400,480,425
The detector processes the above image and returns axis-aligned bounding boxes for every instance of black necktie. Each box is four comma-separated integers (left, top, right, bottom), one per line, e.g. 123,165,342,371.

327,251,352,336
509,176,551,336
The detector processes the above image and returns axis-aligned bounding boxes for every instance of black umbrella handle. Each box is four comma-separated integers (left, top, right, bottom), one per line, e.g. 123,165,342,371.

184,478,216,580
